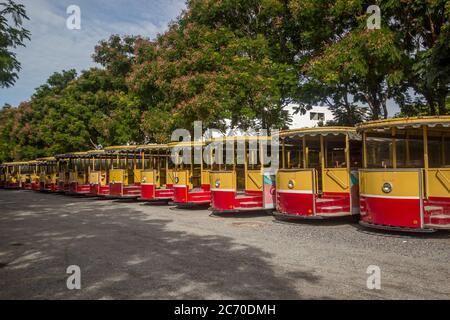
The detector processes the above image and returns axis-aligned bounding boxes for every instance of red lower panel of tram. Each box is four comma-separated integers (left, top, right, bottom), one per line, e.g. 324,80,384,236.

5,182,20,189
140,184,174,200
360,196,421,229
43,183,59,192
89,184,110,196
173,185,211,205
69,182,91,194
277,191,352,218
109,183,141,198
211,190,263,212
276,191,315,217
21,183,33,190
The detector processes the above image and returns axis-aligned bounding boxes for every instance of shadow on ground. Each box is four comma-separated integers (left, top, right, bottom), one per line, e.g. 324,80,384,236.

0,190,321,299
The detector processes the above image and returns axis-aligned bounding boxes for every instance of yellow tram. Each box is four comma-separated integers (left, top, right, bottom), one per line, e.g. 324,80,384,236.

37,157,59,192
138,144,174,202
62,152,92,195
86,150,110,197
209,136,277,213
0,163,6,188
358,116,450,232
19,161,39,190
105,146,142,199
275,127,362,219
2,162,22,189
171,141,212,207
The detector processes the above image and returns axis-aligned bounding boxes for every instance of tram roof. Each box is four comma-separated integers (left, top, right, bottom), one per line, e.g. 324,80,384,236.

86,149,105,154
208,136,271,142
278,127,357,138
104,145,138,153
2,161,37,166
168,141,207,148
36,157,57,162
56,151,91,158
136,144,169,150
357,116,450,131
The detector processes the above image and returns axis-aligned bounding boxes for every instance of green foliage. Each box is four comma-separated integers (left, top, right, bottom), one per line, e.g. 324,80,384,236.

0,0,30,88
0,0,448,162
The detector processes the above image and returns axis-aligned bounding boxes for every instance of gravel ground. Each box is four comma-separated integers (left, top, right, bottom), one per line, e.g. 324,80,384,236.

0,189,449,299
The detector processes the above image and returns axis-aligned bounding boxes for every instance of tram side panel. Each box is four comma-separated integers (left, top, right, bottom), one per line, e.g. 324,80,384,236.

359,169,423,229
276,170,316,216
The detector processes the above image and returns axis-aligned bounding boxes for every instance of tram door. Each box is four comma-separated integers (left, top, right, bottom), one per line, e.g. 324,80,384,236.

306,138,322,193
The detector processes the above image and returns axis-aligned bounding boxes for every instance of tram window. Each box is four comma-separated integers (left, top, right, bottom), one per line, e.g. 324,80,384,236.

325,138,346,168
428,134,449,168
282,142,302,169
366,137,392,168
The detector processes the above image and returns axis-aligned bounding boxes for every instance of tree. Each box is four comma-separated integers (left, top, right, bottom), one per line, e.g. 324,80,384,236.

0,0,30,87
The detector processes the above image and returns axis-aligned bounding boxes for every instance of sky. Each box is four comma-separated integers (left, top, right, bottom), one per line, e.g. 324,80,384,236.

0,0,400,115
0,0,186,107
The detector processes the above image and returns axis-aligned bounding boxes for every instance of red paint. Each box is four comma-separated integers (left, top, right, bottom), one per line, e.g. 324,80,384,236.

174,186,188,203
211,190,264,211
141,184,174,200
140,184,156,200
89,184,110,196
69,182,91,194
174,185,211,204
211,190,236,210
360,196,421,229
277,192,315,216
109,182,123,197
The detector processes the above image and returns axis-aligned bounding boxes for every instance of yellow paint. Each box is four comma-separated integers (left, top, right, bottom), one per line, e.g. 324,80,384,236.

426,169,450,198
166,169,174,185
201,170,210,185
133,169,141,185
359,170,421,197
141,170,159,187
277,170,314,192
109,169,126,184
210,171,235,190
246,170,263,191
174,169,190,187
323,168,350,193
89,172,100,184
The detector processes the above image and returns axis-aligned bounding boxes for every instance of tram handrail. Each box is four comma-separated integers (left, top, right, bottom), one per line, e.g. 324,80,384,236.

247,173,262,190
436,169,450,192
326,170,349,190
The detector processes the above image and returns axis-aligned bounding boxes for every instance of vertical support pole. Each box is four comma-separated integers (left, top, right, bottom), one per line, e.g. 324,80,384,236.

282,139,286,169
200,144,204,186
392,128,397,169
363,132,367,169
406,130,410,166
244,140,248,191
303,136,308,169
423,125,429,199
345,133,350,173
320,135,325,193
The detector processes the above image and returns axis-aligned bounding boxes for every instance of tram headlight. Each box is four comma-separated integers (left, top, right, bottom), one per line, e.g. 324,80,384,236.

382,182,392,194
288,180,295,189
142,177,146,183
215,179,220,188
174,177,179,184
